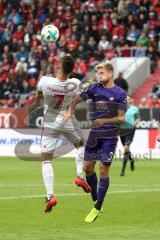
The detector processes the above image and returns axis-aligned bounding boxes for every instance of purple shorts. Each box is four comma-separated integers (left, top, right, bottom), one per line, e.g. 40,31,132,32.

84,130,118,165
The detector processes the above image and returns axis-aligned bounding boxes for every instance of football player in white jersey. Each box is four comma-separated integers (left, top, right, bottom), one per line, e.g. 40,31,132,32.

33,55,91,213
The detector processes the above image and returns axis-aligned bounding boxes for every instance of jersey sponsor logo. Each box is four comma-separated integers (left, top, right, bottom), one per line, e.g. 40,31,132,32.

96,101,107,112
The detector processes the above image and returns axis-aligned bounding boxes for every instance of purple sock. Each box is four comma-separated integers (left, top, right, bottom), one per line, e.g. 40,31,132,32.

86,172,98,201
95,177,109,210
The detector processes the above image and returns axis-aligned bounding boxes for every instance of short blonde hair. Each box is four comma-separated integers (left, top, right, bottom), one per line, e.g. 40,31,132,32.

95,61,113,72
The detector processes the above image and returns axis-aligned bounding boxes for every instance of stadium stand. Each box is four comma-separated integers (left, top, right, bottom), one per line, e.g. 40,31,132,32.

0,0,160,107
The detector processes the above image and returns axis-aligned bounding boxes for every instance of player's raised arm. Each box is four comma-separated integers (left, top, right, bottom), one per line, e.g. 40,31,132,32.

64,94,84,122
64,81,95,122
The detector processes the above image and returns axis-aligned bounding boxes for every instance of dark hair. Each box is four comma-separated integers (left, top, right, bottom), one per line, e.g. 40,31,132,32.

61,55,75,75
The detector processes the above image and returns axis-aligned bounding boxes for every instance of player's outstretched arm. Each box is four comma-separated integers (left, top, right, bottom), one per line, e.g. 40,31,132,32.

64,95,84,122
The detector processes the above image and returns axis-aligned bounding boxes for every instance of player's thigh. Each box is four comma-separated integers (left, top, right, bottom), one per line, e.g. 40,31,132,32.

120,135,126,146
63,117,84,147
41,127,60,157
120,128,128,146
84,160,96,174
101,138,118,165
124,128,135,146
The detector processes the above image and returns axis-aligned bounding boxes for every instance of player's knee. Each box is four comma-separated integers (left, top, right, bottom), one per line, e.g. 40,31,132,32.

124,145,129,153
84,162,94,175
41,152,53,161
99,164,110,178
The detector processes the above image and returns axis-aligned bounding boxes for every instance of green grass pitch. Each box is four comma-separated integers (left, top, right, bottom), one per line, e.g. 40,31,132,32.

0,157,160,240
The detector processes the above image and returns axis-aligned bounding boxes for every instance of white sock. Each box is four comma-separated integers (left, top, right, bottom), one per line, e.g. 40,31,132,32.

42,161,54,198
76,146,85,179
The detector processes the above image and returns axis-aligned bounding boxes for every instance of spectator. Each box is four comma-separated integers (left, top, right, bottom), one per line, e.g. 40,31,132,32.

114,72,128,92
134,44,146,57
73,57,87,80
66,33,79,51
147,95,160,108
152,83,160,98
146,45,158,73
136,31,149,47
0,0,159,107
127,0,138,15
13,25,24,41
138,97,149,108
126,24,140,46
98,35,110,51
15,57,28,72
75,45,89,61
140,0,151,11
8,9,21,28
90,24,99,43
87,36,98,57
16,46,29,62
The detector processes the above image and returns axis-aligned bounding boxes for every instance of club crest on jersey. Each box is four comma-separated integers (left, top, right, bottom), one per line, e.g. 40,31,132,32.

109,97,114,101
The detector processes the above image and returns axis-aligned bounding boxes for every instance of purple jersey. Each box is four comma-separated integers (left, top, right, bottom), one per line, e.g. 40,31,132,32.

80,83,127,164
80,83,127,133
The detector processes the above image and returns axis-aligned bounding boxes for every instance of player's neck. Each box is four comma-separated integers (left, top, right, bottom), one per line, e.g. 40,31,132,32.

56,73,69,81
103,79,115,88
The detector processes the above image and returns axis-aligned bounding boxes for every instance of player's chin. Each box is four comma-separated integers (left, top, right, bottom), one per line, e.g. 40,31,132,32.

100,79,109,84
99,79,105,84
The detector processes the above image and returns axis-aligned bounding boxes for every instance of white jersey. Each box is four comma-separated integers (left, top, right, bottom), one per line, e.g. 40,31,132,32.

37,76,81,127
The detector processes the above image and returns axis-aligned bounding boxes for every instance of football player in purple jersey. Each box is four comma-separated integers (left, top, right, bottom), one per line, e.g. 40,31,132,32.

65,61,127,222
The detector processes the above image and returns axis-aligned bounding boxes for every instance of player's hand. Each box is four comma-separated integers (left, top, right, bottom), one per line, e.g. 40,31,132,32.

157,135,160,142
64,110,72,122
91,118,106,128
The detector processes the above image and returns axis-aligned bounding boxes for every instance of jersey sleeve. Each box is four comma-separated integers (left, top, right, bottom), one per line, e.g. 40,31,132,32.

117,90,127,111
79,83,96,101
37,76,45,92
71,78,81,94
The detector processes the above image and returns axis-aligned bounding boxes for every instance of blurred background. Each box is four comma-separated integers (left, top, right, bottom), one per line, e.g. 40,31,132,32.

0,0,160,158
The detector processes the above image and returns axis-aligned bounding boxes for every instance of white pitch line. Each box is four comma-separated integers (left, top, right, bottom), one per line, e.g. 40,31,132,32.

0,184,160,188
0,188,160,200
0,183,74,187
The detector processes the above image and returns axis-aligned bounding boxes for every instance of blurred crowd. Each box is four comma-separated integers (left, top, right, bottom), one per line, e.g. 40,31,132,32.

138,82,160,108
0,0,160,107
139,95,160,108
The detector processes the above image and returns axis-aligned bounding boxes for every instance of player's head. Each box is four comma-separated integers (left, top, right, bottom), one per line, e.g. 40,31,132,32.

95,61,114,84
127,96,133,106
60,55,75,76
